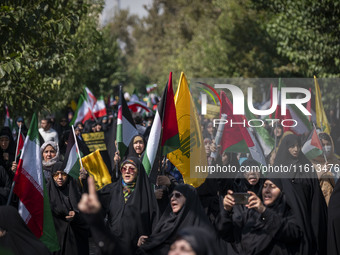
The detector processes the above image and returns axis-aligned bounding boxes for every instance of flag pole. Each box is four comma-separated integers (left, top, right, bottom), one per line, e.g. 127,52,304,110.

72,125,84,169
6,126,23,206
115,141,119,180
14,125,22,160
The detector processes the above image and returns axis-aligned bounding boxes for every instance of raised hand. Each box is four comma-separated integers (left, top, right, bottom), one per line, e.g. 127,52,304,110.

78,176,101,214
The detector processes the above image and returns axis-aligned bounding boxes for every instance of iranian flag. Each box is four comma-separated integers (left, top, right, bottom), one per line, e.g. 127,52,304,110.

13,113,59,252
70,94,92,125
128,101,152,113
116,86,139,157
302,128,323,160
220,91,266,166
143,72,180,176
146,84,158,93
85,87,97,109
62,130,82,179
93,95,107,118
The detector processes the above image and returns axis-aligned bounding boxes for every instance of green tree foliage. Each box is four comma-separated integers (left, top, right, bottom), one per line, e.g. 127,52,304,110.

108,0,339,107
0,0,125,122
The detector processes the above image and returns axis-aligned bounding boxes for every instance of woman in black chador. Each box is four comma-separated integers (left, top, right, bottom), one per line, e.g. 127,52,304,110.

137,184,215,255
98,157,159,255
273,134,327,255
0,205,50,255
47,161,89,255
327,178,340,255
0,127,16,179
216,178,303,255
169,226,222,255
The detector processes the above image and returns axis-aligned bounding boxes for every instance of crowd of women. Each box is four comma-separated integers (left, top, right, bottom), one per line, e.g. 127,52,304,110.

0,112,340,255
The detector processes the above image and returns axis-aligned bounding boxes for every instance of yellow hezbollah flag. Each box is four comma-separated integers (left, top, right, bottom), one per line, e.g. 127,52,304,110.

314,76,331,134
167,72,208,188
81,150,112,190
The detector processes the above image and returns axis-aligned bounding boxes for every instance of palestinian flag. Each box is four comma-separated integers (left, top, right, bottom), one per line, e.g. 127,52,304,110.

273,79,312,135
4,104,12,129
142,72,180,177
62,130,82,179
220,91,266,166
245,102,274,156
116,86,139,157
302,128,323,160
13,113,59,252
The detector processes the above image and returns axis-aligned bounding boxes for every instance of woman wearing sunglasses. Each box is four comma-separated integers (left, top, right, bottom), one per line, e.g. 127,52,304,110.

136,184,219,255
93,157,159,255
47,161,89,255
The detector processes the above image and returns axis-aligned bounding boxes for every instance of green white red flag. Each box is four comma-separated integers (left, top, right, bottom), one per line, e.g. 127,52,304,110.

13,113,59,252
62,130,82,179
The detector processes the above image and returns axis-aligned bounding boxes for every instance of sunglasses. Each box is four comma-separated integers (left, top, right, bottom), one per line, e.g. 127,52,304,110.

121,166,137,173
169,192,182,199
53,172,67,178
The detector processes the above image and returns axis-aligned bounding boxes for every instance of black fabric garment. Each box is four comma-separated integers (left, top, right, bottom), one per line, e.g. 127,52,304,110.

14,117,28,137
197,152,239,223
0,127,15,180
327,179,340,255
155,160,183,215
137,184,214,255
104,119,117,180
174,226,223,255
124,135,146,159
98,156,159,255
215,152,241,196
215,180,303,255
273,134,328,255
83,120,95,133
0,166,11,205
232,158,264,196
0,205,50,255
47,162,89,255
58,130,86,158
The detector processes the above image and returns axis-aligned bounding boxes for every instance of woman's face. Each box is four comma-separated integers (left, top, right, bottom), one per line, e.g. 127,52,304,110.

53,171,68,187
133,137,145,155
204,138,211,155
170,191,186,213
288,143,300,158
168,239,196,255
207,123,214,135
262,180,281,206
43,145,57,162
0,137,9,150
274,127,283,137
243,168,260,185
222,152,229,165
121,163,138,183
